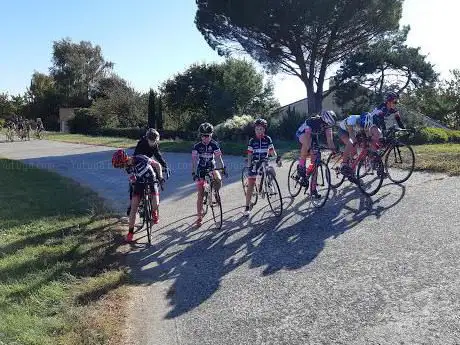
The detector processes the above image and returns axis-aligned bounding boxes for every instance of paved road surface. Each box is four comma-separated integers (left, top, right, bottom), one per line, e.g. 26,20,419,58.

1,138,459,345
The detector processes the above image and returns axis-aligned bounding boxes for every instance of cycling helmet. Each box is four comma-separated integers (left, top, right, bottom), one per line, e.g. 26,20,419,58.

146,128,160,142
385,92,399,103
198,122,214,135
361,113,374,129
320,110,337,126
254,118,268,128
112,149,129,168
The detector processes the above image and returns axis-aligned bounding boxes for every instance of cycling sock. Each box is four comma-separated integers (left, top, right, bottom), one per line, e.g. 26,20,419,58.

128,227,134,234
298,158,306,167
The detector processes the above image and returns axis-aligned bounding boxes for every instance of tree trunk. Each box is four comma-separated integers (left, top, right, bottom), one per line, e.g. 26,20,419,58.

148,89,156,128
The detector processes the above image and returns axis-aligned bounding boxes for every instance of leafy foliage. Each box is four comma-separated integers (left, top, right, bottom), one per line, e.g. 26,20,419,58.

162,58,278,131
334,27,438,113
195,0,403,113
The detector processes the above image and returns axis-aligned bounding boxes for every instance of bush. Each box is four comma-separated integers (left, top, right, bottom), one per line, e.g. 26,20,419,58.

68,108,102,134
411,127,448,144
447,129,460,143
214,114,254,141
269,108,305,140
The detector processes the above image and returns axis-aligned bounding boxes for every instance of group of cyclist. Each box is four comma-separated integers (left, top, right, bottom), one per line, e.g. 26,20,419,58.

111,91,404,242
3,115,45,141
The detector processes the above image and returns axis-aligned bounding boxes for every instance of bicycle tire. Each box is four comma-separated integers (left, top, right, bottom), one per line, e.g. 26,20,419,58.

287,159,302,197
144,194,153,245
357,153,384,197
266,172,283,217
210,183,223,229
311,162,332,209
326,152,346,189
384,143,415,184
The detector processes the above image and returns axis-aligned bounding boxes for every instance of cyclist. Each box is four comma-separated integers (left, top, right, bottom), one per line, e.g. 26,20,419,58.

295,110,337,197
112,149,165,242
337,112,374,176
243,118,281,217
125,128,169,217
369,91,405,149
192,122,227,226
36,118,44,131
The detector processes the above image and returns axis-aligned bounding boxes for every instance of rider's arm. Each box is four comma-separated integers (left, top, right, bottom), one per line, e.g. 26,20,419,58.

149,159,164,180
346,125,356,144
394,111,405,129
192,147,198,175
152,145,168,169
247,139,254,167
213,142,224,169
325,127,335,150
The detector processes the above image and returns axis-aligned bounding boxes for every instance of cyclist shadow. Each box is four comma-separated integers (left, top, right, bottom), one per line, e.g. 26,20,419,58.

246,180,407,276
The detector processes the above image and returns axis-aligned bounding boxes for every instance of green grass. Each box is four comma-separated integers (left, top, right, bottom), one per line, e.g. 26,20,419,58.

412,143,460,175
0,158,128,345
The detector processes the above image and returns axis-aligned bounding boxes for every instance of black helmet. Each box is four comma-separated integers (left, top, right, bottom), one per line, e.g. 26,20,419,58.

254,118,268,128
385,91,399,102
198,122,214,135
146,128,160,141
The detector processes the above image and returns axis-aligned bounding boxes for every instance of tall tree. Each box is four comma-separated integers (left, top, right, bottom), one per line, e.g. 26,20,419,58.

148,89,156,128
157,95,164,130
50,38,113,107
333,26,438,113
0,93,15,118
195,0,403,114
162,58,278,130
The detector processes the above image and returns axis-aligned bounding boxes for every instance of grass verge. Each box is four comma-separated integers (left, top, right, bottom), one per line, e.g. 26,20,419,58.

412,143,460,176
0,158,128,345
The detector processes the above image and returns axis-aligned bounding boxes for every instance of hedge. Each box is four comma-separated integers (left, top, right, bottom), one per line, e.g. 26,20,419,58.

408,127,460,145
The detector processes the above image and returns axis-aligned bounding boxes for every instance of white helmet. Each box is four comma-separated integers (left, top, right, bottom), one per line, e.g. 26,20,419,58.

320,110,336,126
362,113,374,129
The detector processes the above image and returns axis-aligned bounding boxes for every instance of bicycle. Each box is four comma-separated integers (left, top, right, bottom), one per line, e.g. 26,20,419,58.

242,156,283,217
326,132,385,197
137,168,170,245
379,126,416,184
197,167,225,230
287,140,332,208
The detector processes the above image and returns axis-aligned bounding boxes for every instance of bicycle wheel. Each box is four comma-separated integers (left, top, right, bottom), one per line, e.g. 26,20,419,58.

326,152,346,189
384,143,415,184
242,167,258,206
310,162,331,208
357,153,384,197
287,159,302,197
144,194,153,245
210,184,223,229
266,172,283,217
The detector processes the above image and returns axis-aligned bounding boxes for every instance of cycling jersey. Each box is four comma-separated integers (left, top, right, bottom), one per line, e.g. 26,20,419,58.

370,103,403,129
295,116,329,139
134,136,168,169
339,114,366,132
247,135,274,161
125,155,157,183
192,140,222,168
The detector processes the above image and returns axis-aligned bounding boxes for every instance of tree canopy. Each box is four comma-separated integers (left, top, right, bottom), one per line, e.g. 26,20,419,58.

161,58,279,130
195,0,403,113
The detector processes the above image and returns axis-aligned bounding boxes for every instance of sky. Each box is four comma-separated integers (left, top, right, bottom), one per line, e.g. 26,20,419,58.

1,0,459,106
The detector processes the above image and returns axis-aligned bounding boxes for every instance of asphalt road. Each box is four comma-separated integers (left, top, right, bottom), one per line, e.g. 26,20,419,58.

1,137,459,345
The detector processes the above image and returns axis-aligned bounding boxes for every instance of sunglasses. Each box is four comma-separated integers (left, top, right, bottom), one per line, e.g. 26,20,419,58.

201,134,211,138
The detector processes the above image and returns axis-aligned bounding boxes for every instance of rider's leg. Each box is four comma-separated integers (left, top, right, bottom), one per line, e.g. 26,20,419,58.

150,183,160,224
369,126,382,150
297,130,312,179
